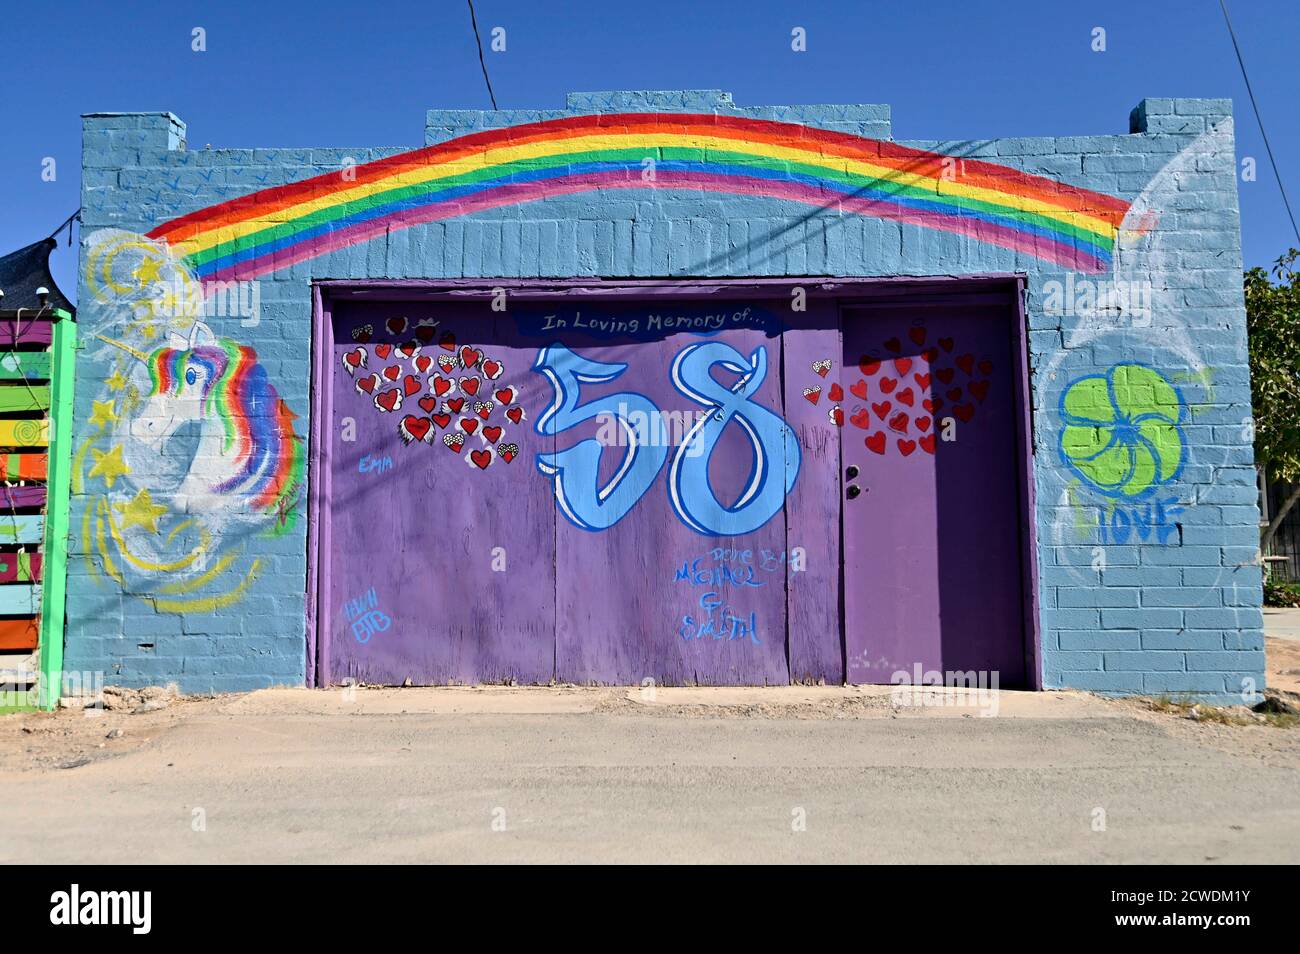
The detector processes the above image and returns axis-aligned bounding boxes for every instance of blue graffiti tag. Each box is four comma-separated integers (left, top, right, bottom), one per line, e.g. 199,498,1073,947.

343,587,392,644
1097,496,1185,545
678,591,762,645
533,341,800,536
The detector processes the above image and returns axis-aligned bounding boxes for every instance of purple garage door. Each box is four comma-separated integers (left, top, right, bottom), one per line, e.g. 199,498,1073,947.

320,287,1030,686
839,298,1030,686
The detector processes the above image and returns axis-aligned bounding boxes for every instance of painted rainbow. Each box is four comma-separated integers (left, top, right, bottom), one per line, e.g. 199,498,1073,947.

149,113,1131,279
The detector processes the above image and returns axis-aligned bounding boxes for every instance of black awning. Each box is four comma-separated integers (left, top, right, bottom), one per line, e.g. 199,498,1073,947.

0,237,74,314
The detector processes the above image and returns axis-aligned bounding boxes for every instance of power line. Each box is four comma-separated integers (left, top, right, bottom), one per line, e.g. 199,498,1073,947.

1219,0,1300,246
467,0,498,110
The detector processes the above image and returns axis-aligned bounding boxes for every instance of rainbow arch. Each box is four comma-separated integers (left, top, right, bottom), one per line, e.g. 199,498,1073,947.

149,113,1131,280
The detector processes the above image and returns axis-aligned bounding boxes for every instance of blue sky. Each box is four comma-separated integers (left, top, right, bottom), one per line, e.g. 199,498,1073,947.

2,0,1295,300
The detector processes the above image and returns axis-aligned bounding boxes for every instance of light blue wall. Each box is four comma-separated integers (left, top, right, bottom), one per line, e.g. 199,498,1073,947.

66,91,1264,701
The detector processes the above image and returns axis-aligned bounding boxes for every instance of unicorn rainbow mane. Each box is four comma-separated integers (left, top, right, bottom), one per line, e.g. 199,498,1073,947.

146,340,305,522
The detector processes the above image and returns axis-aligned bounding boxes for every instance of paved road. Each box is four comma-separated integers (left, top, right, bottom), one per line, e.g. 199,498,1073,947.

1265,606,1300,641
2,687,1297,863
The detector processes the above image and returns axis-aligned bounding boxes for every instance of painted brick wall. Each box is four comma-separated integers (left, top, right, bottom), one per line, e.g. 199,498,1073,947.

66,90,1264,701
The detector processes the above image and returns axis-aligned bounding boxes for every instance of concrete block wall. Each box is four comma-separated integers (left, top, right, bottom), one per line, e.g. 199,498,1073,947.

66,91,1263,701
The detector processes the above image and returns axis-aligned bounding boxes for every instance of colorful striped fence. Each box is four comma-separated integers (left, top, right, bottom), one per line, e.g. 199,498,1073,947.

0,310,74,708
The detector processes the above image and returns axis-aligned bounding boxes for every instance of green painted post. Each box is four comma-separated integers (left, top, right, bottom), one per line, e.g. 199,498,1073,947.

38,313,75,710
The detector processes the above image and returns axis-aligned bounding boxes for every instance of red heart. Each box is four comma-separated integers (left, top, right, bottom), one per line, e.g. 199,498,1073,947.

432,376,452,396
376,390,401,412
922,398,935,412
921,347,938,363
460,346,480,369
446,397,465,413
432,412,451,429
872,401,892,420
352,326,372,344
865,431,887,455
506,406,524,425
828,383,844,402
415,323,436,344
920,434,936,454
356,374,377,394
850,408,870,430
443,433,464,453
460,418,479,435
494,387,516,404
916,416,932,432
879,377,897,394
403,374,421,397
939,337,954,352
418,395,438,413
401,415,431,443
802,387,822,405
896,387,914,407
936,368,954,384
894,357,913,376
343,349,364,369
957,354,975,376
482,425,503,443
829,406,844,426
481,358,503,380
930,398,944,412
888,411,910,433
470,449,492,470
414,355,432,373
439,332,456,352
914,373,931,390
383,365,400,381
954,403,975,423
375,344,393,360
897,438,917,457
908,327,927,346
969,380,990,402
947,388,963,401
460,377,481,396
475,402,493,420
884,337,901,353
498,444,518,463
978,359,993,376
398,341,419,359
859,356,881,376
850,380,869,400
386,316,407,335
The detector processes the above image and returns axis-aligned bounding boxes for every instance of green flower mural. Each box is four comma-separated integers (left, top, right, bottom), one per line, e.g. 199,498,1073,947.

1058,363,1187,498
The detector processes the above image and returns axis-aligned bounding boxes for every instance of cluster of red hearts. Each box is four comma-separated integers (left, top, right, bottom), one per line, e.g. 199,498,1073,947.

803,328,993,457
339,316,525,471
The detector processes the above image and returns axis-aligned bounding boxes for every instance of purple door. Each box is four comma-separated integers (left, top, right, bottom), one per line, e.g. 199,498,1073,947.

323,296,801,686
839,298,1029,686
326,301,556,685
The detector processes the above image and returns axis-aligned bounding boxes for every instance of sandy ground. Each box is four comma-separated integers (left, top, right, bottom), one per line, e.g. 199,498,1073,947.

1,674,1298,864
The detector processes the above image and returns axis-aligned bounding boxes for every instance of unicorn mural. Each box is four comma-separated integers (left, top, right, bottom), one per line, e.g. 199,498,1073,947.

75,229,304,612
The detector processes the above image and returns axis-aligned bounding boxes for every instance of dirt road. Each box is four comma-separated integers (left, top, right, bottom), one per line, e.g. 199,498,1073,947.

2,682,1298,864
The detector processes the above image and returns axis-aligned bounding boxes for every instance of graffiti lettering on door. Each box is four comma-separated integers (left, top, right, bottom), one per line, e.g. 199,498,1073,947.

534,341,801,535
